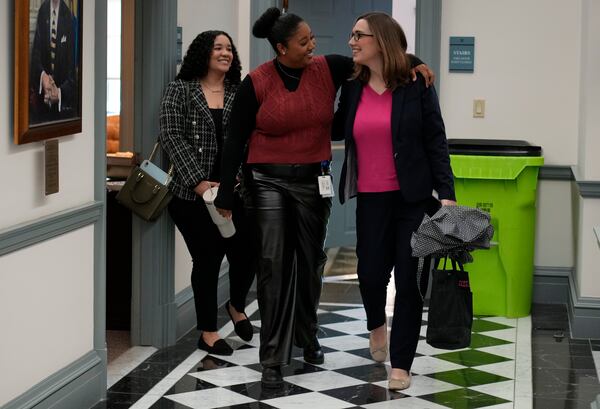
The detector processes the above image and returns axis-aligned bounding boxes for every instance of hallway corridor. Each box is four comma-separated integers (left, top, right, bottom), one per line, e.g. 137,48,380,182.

97,250,600,409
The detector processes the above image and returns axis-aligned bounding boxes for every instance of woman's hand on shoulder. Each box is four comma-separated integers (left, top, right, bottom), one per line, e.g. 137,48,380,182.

411,64,436,87
440,199,457,206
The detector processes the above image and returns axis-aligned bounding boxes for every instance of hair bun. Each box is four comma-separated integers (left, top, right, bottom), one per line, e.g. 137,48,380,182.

252,7,281,38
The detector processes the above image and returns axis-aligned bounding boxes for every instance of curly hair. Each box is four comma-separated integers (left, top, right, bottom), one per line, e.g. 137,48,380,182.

176,31,242,84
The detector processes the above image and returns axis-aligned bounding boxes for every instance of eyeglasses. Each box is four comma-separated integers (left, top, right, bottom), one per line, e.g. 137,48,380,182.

349,31,374,41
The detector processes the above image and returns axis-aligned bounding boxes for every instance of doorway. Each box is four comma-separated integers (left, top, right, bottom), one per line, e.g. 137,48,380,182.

105,0,136,364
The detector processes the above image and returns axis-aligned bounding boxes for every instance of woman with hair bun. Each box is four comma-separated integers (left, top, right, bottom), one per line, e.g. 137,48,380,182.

159,31,255,357
215,8,434,388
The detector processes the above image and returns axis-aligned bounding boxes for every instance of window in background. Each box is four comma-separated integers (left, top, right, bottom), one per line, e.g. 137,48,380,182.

107,0,121,115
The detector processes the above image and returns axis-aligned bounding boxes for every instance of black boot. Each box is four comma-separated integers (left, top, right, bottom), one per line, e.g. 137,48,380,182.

303,337,324,365
261,366,283,388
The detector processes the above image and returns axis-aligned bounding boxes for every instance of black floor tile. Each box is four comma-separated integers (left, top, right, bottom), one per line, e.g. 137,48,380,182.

109,376,162,394
534,397,598,409
533,368,600,401
317,312,360,325
164,374,218,394
105,391,146,407
321,383,405,405
335,363,390,383
227,380,311,401
533,354,597,371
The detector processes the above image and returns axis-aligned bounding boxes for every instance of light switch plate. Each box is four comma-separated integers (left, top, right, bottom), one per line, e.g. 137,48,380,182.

473,99,485,118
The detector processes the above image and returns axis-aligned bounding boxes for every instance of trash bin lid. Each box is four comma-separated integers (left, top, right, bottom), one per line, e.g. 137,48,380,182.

448,139,542,157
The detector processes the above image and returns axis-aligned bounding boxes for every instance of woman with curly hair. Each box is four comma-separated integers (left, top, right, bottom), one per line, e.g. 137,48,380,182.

159,31,254,356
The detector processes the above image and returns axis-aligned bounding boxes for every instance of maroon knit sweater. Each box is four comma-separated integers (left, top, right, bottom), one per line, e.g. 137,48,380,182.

247,56,336,163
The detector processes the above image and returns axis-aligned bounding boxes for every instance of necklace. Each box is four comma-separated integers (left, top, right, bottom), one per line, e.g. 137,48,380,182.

276,59,301,81
200,82,224,93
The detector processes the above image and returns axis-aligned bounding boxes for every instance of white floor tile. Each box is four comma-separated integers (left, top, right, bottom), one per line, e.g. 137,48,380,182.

263,391,353,409
476,361,516,379
470,379,515,401
593,351,600,380
107,346,158,388
188,366,262,387
165,388,255,409
285,370,365,391
250,319,261,328
307,351,375,370
321,320,369,335
373,375,460,397
485,328,517,342
361,396,449,409
478,343,517,360
481,316,518,327
333,307,367,320
483,403,515,409
227,334,261,348
218,346,261,366
416,339,469,356
319,334,369,351
410,356,466,375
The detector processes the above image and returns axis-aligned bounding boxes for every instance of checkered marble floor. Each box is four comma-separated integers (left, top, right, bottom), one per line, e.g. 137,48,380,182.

128,302,531,409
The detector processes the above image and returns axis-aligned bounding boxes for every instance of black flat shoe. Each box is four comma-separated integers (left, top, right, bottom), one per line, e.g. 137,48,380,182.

226,301,254,342
303,338,324,365
197,336,233,356
261,366,283,388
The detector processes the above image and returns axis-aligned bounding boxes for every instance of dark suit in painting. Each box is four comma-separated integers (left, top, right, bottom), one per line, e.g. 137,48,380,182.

30,0,77,124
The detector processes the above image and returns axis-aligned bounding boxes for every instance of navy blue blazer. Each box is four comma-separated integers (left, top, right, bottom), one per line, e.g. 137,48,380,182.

332,75,455,204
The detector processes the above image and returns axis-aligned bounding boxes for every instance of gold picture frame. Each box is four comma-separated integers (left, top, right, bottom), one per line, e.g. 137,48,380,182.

14,0,83,145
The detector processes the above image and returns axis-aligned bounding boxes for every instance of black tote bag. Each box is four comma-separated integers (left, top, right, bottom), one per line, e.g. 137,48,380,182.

426,257,473,350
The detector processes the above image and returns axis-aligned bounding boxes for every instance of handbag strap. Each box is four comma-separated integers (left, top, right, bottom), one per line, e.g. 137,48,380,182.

148,81,190,177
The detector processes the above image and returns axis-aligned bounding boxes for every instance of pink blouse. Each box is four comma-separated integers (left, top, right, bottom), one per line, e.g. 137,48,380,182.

352,85,400,192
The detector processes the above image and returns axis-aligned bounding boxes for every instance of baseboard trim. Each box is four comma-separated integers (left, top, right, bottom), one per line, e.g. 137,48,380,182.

175,263,231,340
577,181,600,198
533,266,600,338
538,165,574,181
3,351,103,409
0,202,103,257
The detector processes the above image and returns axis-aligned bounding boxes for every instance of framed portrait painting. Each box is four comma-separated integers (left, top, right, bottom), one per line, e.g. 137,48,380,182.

14,0,83,145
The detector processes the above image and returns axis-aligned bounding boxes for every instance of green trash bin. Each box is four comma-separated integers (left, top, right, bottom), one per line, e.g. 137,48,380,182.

448,139,544,318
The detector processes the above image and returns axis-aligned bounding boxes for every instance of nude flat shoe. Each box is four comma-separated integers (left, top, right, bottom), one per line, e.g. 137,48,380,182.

388,374,411,391
369,331,388,362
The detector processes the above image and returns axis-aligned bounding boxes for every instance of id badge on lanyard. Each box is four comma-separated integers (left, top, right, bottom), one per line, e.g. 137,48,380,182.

318,160,335,198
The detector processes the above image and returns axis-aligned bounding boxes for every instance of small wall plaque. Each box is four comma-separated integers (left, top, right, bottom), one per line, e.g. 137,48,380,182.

449,37,475,72
45,139,59,195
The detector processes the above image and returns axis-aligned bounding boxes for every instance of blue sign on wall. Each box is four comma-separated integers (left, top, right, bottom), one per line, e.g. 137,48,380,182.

449,37,475,72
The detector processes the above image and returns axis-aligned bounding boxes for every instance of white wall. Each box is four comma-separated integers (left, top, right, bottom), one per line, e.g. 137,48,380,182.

534,181,574,268
0,226,95,405
0,0,98,404
575,198,600,298
0,0,96,231
439,0,580,166
392,0,416,54
578,0,600,180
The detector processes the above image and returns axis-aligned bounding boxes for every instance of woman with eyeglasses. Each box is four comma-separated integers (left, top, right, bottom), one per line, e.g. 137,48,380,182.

333,12,456,391
214,7,435,388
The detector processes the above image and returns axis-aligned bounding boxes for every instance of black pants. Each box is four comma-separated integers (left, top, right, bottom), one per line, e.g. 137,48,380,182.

356,191,436,370
168,194,254,332
244,165,331,367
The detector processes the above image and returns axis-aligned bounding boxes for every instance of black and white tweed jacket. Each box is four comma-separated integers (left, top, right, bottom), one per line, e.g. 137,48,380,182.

159,78,237,201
